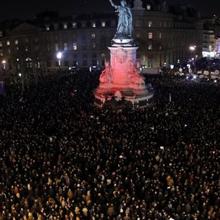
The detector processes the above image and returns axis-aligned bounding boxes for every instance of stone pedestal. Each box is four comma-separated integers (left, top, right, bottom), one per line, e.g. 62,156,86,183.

94,39,153,108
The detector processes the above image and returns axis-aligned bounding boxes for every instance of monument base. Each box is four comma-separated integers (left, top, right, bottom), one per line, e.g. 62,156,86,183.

94,86,153,108
94,39,153,108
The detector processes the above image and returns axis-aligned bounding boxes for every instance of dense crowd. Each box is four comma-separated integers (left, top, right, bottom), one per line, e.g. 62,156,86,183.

0,72,219,219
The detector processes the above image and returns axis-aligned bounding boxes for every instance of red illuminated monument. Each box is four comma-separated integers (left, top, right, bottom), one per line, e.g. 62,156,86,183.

95,0,153,107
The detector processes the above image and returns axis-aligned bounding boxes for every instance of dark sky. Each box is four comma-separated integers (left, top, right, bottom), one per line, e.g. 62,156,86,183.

0,0,220,21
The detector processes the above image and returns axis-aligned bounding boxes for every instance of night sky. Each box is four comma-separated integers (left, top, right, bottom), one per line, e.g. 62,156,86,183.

0,0,220,21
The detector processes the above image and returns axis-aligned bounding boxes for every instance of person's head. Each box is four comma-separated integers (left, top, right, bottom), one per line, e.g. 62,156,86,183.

121,0,127,7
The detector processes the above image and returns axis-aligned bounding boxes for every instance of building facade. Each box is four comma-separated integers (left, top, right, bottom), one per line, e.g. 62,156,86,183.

0,0,203,79
133,2,203,71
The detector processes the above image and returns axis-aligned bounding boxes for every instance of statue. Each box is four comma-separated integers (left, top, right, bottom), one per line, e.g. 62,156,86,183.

100,61,112,85
109,0,133,39
128,60,145,87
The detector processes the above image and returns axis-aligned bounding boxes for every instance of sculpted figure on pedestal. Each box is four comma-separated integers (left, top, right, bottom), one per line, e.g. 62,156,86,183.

100,61,112,85
109,0,133,39
128,60,145,86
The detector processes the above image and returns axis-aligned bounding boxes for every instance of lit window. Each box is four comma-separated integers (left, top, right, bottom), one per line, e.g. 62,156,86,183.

91,33,96,39
63,23,68,29
0,53,3,57
147,4,151,10
25,48,29,52
148,32,153,39
148,21,152,28
15,40,19,45
148,44,152,50
6,41,10,46
64,43,68,50
72,22,77,28
92,22,96,28
159,32,162,39
0,41,2,47
73,43,77,50
46,25,50,31
101,21,106,27
92,43,96,49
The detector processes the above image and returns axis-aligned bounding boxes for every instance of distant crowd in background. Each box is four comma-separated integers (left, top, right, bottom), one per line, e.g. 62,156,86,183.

0,71,219,219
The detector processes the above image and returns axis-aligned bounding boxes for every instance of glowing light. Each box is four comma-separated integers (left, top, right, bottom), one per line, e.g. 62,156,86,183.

56,52,63,60
202,51,216,58
56,52,63,67
189,45,196,51
193,75,197,80
2,59,6,69
25,57,32,62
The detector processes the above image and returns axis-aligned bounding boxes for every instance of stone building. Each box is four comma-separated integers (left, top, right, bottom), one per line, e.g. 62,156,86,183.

202,16,220,58
0,0,203,79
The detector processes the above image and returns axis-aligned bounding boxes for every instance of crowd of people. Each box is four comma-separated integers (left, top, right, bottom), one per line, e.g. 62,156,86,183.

0,72,219,219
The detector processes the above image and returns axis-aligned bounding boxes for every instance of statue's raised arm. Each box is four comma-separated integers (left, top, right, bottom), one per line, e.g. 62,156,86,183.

109,0,118,9
109,0,133,39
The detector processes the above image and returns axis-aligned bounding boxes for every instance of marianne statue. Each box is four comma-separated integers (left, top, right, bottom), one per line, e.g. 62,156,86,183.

109,0,133,39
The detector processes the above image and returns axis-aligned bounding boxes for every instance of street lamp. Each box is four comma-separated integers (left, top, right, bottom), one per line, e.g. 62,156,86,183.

2,60,7,70
56,52,63,68
18,72,25,94
189,45,196,52
189,45,197,73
